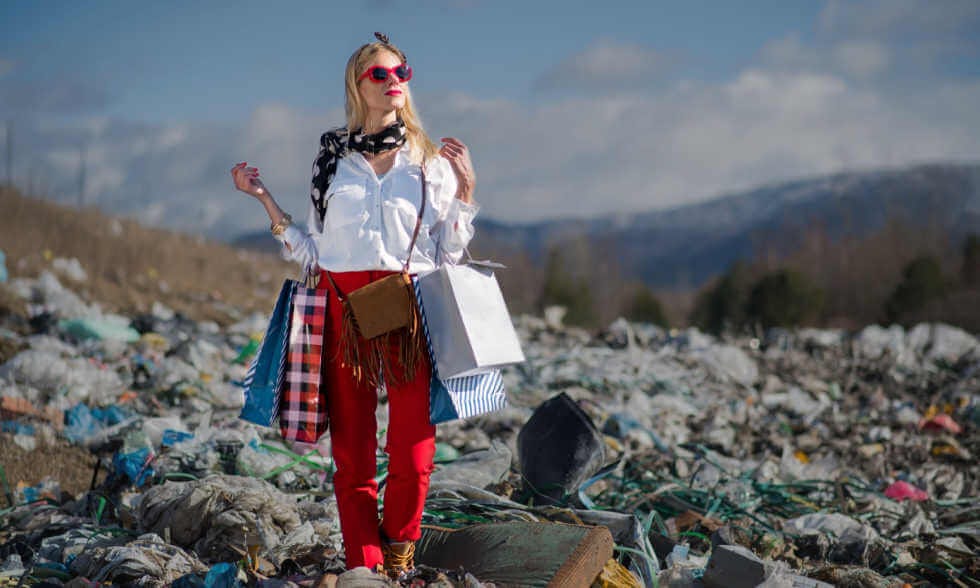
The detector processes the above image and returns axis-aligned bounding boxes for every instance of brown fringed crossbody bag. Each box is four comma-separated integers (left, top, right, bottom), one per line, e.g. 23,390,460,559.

323,167,428,387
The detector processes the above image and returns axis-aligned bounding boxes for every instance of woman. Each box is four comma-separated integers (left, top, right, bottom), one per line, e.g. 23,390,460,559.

230,33,479,578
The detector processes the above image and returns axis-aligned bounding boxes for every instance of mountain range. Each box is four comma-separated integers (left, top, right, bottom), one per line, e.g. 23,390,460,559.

232,162,980,289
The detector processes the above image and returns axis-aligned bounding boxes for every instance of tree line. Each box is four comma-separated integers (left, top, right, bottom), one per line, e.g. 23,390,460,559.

489,223,980,333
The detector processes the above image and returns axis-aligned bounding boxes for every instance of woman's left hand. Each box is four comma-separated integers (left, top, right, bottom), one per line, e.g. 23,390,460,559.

440,137,476,204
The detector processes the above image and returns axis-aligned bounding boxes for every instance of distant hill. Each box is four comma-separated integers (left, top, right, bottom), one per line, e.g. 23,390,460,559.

0,186,293,325
232,162,980,289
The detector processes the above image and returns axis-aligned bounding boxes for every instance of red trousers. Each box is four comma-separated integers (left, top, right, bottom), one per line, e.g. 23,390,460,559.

319,269,436,570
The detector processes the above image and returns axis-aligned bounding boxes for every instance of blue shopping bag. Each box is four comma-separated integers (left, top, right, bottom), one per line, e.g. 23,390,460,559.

240,281,294,426
412,277,508,424
428,368,507,424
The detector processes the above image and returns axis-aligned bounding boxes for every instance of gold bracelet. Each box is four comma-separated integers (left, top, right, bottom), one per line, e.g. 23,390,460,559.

271,213,292,236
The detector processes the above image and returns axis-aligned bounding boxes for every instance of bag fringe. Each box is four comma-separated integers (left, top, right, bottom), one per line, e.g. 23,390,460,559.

335,287,426,389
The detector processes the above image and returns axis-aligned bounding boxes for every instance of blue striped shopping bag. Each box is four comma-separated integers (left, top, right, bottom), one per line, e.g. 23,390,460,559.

240,281,294,426
412,277,508,424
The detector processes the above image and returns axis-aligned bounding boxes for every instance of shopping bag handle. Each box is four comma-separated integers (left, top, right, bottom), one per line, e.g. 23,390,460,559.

301,265,321,289
462,247,507,270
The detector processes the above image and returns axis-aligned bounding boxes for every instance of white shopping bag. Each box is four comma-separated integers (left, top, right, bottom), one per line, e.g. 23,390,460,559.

416,262,525,379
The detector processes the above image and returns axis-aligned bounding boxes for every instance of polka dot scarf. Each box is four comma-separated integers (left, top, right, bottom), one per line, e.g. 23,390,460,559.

310,120,407,222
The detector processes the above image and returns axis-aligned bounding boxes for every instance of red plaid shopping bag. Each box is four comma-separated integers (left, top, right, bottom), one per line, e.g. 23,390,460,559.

279,282,329,443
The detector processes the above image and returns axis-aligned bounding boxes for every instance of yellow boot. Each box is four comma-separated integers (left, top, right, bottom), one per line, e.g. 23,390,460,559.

380,539,415,580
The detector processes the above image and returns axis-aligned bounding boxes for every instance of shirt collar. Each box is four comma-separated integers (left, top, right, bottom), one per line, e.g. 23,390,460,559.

349,143,412,177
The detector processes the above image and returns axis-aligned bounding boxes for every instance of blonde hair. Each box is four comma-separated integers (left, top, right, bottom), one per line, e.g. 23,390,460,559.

344,42,439,165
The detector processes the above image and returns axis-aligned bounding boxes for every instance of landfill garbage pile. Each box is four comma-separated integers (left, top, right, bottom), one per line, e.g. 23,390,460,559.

0,259,977,587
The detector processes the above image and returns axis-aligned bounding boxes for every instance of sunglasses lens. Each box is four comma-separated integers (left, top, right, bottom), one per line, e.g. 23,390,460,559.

362,64,411,83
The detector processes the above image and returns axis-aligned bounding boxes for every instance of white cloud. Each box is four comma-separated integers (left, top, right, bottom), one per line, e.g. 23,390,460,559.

758,33,810,68
534,39,674,92
0,77,112,115
11,63,980,238
7,8,980,239
831,40,890,79
763,1,979,84
416,65,980,223
759,33,891,80
816,0,980,76
819,0,980,40
6,103,341,237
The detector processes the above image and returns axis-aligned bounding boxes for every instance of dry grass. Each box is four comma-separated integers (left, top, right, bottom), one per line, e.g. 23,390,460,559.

0,186,295,325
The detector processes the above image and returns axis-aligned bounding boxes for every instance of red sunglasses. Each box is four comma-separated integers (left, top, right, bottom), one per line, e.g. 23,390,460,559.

358,63,413,83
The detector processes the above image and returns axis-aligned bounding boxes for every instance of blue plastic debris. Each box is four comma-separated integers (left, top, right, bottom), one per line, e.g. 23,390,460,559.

204,562,243,588
666,543,690,568
92,405,129,426
112,447,154,487
32,561,71,580
64,404,99,443
64,404,131,443
172,573,206,588
59,317,140,342
1,421,35,435
16,479,60,504
162,429,194,447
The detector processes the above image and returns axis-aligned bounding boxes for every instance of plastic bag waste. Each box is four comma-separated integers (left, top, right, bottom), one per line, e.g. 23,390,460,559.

518,392,607,505
68,533,208,587
884,480,929,502
113,447,155,486
430,439,512,490
60,316,140,343
137,474,304,563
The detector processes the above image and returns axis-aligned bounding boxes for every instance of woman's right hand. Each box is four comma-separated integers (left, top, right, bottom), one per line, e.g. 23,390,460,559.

230,161,268,199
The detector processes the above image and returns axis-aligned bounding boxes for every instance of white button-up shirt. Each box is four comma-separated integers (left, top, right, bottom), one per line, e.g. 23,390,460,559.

278,145,479,273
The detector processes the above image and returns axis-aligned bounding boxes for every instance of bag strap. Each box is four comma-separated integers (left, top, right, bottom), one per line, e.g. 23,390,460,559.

323,163,428,301
403,165,427,273
323,270,344,302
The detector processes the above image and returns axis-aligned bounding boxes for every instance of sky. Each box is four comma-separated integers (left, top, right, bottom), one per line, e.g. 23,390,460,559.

1,0,979,239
